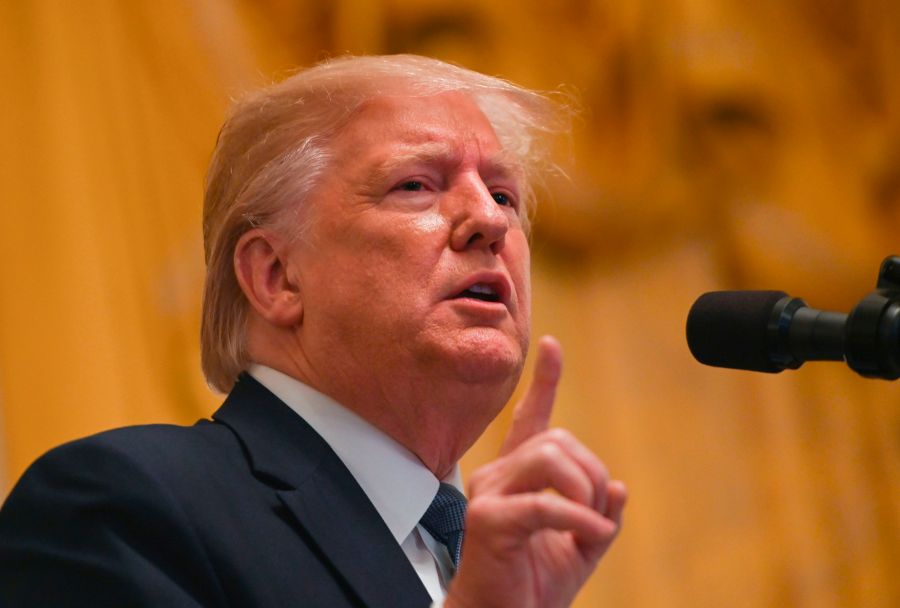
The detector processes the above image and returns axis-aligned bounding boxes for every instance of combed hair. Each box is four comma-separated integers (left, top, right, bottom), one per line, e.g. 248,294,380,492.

201,54,571,393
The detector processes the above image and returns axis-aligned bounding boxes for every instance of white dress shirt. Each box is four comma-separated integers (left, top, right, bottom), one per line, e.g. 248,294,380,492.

249,364,460,603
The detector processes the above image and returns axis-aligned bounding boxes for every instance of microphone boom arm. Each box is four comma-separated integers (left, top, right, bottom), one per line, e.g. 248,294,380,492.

686,255,900,380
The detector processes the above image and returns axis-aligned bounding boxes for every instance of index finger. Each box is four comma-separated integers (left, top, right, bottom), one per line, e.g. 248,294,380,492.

500,335,562,455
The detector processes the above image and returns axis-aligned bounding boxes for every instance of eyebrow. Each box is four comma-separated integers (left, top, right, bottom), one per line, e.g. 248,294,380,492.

365,142,525,189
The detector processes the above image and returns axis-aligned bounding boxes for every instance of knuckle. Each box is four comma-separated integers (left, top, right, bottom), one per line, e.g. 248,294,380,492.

546,427,574,444
511,403,530,423
467,468,487,489
466,497,488,518
464,496,499,528
466,461,501,494
597,461,610,481
536,441,564,462
530,492,555,512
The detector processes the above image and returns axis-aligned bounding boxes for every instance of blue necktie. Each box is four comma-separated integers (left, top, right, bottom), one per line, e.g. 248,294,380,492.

419,483,467,569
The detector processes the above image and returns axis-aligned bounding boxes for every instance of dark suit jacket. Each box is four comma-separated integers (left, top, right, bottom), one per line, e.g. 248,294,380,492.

0,374,433,607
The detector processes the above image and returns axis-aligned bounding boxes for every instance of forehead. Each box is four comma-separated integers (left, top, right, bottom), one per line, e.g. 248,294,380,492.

330,91,520,173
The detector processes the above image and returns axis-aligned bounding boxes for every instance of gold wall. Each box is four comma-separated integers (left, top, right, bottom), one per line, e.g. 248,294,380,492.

2,1,899,606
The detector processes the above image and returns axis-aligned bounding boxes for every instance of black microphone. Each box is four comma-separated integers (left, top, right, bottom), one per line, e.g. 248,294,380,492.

686,291,847,373
685,256,900,380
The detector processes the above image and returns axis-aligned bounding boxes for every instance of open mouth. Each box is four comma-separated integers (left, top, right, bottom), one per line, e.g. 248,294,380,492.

455,282,502,303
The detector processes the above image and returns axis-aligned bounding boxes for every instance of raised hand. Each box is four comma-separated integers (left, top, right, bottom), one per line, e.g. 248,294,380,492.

445,336,627,608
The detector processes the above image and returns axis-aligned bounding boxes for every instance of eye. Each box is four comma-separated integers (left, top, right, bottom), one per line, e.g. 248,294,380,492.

492,191,514,207
398,180,425,192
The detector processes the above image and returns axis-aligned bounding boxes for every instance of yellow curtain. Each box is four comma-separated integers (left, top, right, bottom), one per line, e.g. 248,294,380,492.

2,1,899,606
2,0,227,481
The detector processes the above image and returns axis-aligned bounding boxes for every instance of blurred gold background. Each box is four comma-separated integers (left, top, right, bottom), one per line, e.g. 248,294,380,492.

2,1,899,606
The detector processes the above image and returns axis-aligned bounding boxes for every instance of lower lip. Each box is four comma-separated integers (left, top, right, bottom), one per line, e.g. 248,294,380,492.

447,297,509,318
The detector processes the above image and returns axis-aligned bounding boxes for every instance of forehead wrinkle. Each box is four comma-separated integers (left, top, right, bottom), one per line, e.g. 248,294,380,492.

390,140,462,169
362,141,461,190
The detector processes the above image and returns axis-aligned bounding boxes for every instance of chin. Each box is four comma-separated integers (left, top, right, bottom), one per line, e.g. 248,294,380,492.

440,328,527,386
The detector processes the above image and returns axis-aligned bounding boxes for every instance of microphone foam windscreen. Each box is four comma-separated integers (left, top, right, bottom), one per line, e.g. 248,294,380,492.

686,290,788,373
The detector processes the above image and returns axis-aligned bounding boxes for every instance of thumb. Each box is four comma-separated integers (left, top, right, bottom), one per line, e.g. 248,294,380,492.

500,335,562,456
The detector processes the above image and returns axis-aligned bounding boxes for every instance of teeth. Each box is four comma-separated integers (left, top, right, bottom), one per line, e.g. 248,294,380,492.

469,283,496,295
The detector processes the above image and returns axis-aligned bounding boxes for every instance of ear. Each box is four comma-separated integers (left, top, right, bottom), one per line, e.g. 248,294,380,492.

234,228,303,327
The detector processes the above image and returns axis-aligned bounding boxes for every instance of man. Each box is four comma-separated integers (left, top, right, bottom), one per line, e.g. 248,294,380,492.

0,55,626,607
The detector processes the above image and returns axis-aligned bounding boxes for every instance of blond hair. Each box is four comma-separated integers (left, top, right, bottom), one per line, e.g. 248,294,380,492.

201,54,569,393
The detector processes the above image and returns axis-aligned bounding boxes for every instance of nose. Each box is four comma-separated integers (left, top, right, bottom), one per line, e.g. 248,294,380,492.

448,176,509,254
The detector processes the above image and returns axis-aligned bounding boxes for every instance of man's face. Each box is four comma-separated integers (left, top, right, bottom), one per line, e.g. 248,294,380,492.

287,91,531,395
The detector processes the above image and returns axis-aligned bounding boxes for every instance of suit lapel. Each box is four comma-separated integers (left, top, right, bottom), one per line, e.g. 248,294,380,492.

277,465,432,608
213,375,432,608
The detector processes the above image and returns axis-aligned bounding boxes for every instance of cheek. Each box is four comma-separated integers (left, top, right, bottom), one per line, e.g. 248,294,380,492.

506,235,532,300
354,210,447,252
364,214,449,274
339,214,449,301
406,211,446,234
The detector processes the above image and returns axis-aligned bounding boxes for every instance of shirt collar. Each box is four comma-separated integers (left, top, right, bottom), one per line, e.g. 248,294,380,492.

248,364,461,545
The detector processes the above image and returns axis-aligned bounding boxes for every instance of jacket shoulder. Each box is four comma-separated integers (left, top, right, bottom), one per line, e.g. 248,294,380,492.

0,421,237,606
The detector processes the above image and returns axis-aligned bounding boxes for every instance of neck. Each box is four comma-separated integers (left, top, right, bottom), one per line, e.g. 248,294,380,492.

265,361,513,478
246,326,518,478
